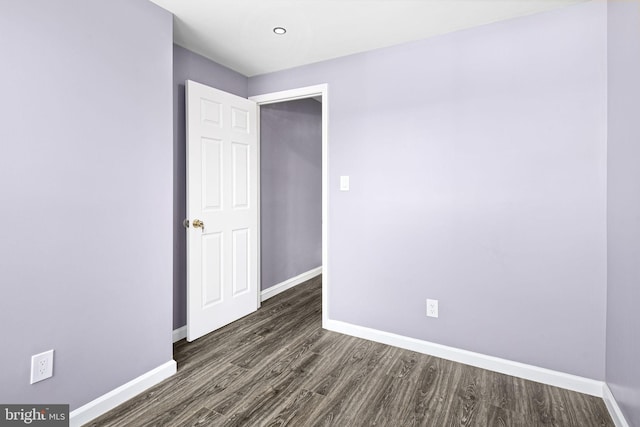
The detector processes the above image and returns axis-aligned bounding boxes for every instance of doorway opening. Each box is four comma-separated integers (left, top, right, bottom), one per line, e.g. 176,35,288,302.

251,84,329,327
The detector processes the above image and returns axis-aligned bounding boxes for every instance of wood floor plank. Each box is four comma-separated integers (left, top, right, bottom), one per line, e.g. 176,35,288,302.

228,298,321,369
352,375,414,426
400,355,452,426
211,351,320,418
180,407,223,427
88,276,614,427
302,338,376,396
261,389,325,426
525,379,571,426
218,367,319,426
446,364,486,426
484,370,523,413
482,403,529,427
561,388,614,427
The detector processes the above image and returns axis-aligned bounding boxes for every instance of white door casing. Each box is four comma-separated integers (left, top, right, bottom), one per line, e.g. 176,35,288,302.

249,83,329,328
186,80,258,342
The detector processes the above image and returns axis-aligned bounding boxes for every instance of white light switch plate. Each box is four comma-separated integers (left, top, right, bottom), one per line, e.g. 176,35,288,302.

340,175,350,191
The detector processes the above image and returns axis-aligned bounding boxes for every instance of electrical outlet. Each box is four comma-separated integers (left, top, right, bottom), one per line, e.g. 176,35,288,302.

426,299,439,318
30,350,54,384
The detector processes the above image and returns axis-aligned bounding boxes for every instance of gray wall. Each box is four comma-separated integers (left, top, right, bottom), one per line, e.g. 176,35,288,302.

250,1,607,380
173,45,248,329
260,99,322,290
0,0,173,410
606,0,640,424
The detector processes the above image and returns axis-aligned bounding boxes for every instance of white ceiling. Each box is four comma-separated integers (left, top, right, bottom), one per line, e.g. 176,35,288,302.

149,0,587,77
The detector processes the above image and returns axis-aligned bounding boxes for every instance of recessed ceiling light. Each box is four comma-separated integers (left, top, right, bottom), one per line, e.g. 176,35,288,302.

273,27,287,35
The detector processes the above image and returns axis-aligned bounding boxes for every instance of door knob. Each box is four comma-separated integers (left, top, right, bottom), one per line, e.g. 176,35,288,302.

192,219,204,230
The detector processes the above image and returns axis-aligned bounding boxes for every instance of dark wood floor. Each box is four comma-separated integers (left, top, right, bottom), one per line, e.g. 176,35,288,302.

88,276,613,426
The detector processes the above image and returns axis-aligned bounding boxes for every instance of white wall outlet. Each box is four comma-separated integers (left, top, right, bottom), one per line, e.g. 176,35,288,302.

30,349,54,384
340,175,350,191
426,299,439,318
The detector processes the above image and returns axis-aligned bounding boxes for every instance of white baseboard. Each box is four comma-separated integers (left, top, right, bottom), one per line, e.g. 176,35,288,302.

325,319,604,398
173,325,187,343
260,266,322,302
603,383,630,427
69,360,177,427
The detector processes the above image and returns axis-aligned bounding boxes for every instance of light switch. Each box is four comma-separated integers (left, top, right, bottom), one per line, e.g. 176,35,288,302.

340,176,350,191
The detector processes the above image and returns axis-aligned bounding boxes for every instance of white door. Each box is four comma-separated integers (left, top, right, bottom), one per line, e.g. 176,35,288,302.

186,80,258,342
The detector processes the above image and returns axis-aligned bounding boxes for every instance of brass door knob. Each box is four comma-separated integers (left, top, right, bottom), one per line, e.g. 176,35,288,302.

192,219,204,230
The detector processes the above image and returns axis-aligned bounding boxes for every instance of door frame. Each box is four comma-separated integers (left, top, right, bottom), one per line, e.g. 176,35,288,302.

250,84,329,328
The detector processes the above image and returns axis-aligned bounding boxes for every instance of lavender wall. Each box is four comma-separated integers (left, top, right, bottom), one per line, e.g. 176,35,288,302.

250,1,607,379
606,0,640,424
260,99,322,290
173,45,248,329
0,0,173,410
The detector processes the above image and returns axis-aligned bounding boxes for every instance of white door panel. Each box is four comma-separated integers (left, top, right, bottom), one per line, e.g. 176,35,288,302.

186,80,258,341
